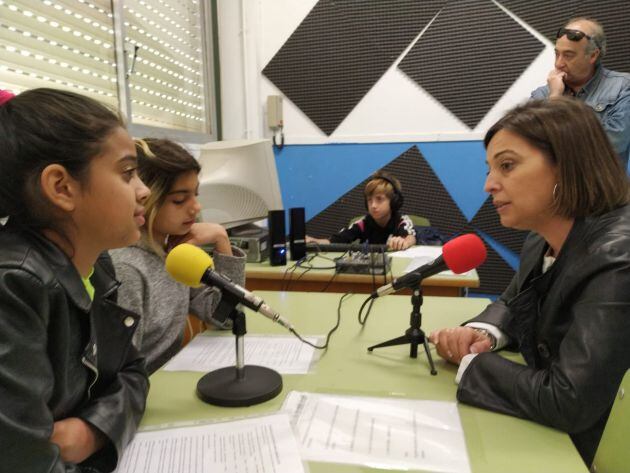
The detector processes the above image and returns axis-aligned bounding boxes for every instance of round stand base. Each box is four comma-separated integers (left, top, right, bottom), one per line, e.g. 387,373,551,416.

196,365,283,407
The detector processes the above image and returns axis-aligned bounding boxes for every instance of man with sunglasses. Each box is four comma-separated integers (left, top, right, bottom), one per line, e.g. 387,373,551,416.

531,17,630,168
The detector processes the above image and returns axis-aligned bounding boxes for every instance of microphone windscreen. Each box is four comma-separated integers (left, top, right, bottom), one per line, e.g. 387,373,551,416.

442,233,487,274
165,243,214,288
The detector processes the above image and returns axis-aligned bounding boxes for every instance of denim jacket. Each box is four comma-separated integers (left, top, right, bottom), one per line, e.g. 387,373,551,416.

531,65,630,168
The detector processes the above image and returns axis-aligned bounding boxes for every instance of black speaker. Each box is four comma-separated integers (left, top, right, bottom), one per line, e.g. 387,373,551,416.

289,207,306,261
268,209,287,266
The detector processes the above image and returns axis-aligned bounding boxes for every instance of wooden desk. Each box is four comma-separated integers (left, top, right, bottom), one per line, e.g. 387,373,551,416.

144,292,587,473
245,252,480,296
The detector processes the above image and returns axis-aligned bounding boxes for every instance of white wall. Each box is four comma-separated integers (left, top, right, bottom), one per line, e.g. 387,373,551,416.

217,0,556,144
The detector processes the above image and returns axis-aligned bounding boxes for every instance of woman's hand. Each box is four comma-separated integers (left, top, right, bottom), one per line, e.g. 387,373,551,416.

429,326,493,365
168,223,232,255
50,417,106,464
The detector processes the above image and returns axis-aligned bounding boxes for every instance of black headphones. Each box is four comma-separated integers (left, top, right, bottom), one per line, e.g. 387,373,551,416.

364,172,404,213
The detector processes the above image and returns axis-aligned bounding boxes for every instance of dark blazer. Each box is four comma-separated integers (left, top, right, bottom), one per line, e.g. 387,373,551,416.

0,224,149,473
458,204,630,466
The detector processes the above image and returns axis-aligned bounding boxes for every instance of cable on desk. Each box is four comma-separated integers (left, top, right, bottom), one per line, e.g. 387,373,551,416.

281,254,339,291
280,260,301,291
382,246,390,286
290,292,353,349
319,270,339,292
296,252,339,270
291,265,313,286
297,251,347,293
358,247,389,325
357,294,376,326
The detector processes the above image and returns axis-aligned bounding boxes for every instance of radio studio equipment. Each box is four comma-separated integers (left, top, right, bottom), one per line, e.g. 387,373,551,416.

289,207,306,261
305,242,391,275
268,209,287,266
228,225,269,263
367,233,487,375
166,243,290,407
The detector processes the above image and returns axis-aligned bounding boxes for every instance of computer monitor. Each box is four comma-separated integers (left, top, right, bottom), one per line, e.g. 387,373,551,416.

196,139,284,229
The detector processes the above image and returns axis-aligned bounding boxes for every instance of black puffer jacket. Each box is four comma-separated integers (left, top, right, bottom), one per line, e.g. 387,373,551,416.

458,204,630,465
0,224,149,473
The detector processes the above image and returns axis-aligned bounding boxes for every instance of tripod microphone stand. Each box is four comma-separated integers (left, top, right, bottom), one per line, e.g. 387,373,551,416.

196,295,283,406
367,287,437,375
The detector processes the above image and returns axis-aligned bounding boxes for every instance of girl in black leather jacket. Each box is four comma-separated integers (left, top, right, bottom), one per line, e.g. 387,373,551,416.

430,98,630,466
0,88,151,472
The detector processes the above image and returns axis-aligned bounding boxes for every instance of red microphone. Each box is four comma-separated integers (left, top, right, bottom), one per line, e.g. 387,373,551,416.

371,233,487,298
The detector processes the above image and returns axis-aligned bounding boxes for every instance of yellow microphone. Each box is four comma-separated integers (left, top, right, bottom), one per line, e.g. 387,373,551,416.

165,243,293,330
165,243,213,288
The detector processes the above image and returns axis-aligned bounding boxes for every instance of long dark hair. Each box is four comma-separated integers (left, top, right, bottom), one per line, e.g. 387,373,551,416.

0,88,124,228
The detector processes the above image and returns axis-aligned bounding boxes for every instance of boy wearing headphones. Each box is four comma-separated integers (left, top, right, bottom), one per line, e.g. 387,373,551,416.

307,171,416,250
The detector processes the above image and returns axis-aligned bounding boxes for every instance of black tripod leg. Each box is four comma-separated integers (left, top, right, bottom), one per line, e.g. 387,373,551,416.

423,337,437,375
367,335,409,352
409,340,418,358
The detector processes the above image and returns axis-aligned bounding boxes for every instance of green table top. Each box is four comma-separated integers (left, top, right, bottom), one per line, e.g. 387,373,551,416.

143,291,587,473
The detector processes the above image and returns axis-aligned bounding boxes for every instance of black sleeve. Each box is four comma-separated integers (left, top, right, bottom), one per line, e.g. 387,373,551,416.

0,268,82,473
458,256,630,436
329,218,365,243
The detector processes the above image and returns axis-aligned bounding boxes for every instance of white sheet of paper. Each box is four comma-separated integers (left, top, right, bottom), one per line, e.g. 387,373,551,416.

392,246,473,277
163,334,318,374
114,414,305,473
282,391,471,473
390,245,443,260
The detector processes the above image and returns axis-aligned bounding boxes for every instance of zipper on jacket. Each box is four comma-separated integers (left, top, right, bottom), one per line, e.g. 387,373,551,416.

81,355,99,400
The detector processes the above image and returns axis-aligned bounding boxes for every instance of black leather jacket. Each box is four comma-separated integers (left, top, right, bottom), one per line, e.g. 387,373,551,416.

0,224,149,473
458,204,630,465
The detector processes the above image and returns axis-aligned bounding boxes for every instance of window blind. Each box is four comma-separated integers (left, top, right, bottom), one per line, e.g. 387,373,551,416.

0,0,118,106
0,0,213,135
123,0,209,132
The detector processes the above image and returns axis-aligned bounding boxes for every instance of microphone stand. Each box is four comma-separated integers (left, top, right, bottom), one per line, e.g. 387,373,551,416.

196,294,283,407
367,287,437,376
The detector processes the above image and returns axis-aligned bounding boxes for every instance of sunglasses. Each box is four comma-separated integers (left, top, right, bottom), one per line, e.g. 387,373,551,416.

556,27,592,42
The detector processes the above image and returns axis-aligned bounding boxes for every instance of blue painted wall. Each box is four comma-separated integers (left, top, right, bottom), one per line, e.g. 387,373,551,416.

273,140,519,273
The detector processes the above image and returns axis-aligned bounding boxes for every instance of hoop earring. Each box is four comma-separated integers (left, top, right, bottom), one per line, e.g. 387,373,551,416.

553,184,559,201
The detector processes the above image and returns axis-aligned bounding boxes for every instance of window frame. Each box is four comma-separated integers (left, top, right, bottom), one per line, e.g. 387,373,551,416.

111,0,217,143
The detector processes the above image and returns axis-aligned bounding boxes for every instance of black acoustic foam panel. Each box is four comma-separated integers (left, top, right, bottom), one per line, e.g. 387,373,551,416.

263,0,446,136
498,0,582,41
573,0,630,74
307,145,524,295
399,0,544,129
500,0,629,74
307,145,469,242
473,243,517,295
470,196,529,255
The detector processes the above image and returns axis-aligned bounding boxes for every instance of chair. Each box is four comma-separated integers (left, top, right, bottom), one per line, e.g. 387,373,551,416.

182,314,207,347
591,369,630,473
408,214,431,227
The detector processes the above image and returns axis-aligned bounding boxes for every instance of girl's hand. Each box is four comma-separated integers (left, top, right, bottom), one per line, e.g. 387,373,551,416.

168,223,232,255
51,417,106,464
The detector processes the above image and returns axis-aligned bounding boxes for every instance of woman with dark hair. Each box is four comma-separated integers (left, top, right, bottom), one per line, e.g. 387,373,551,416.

0,88,150,471
110,138,246,374
430,97,630,466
